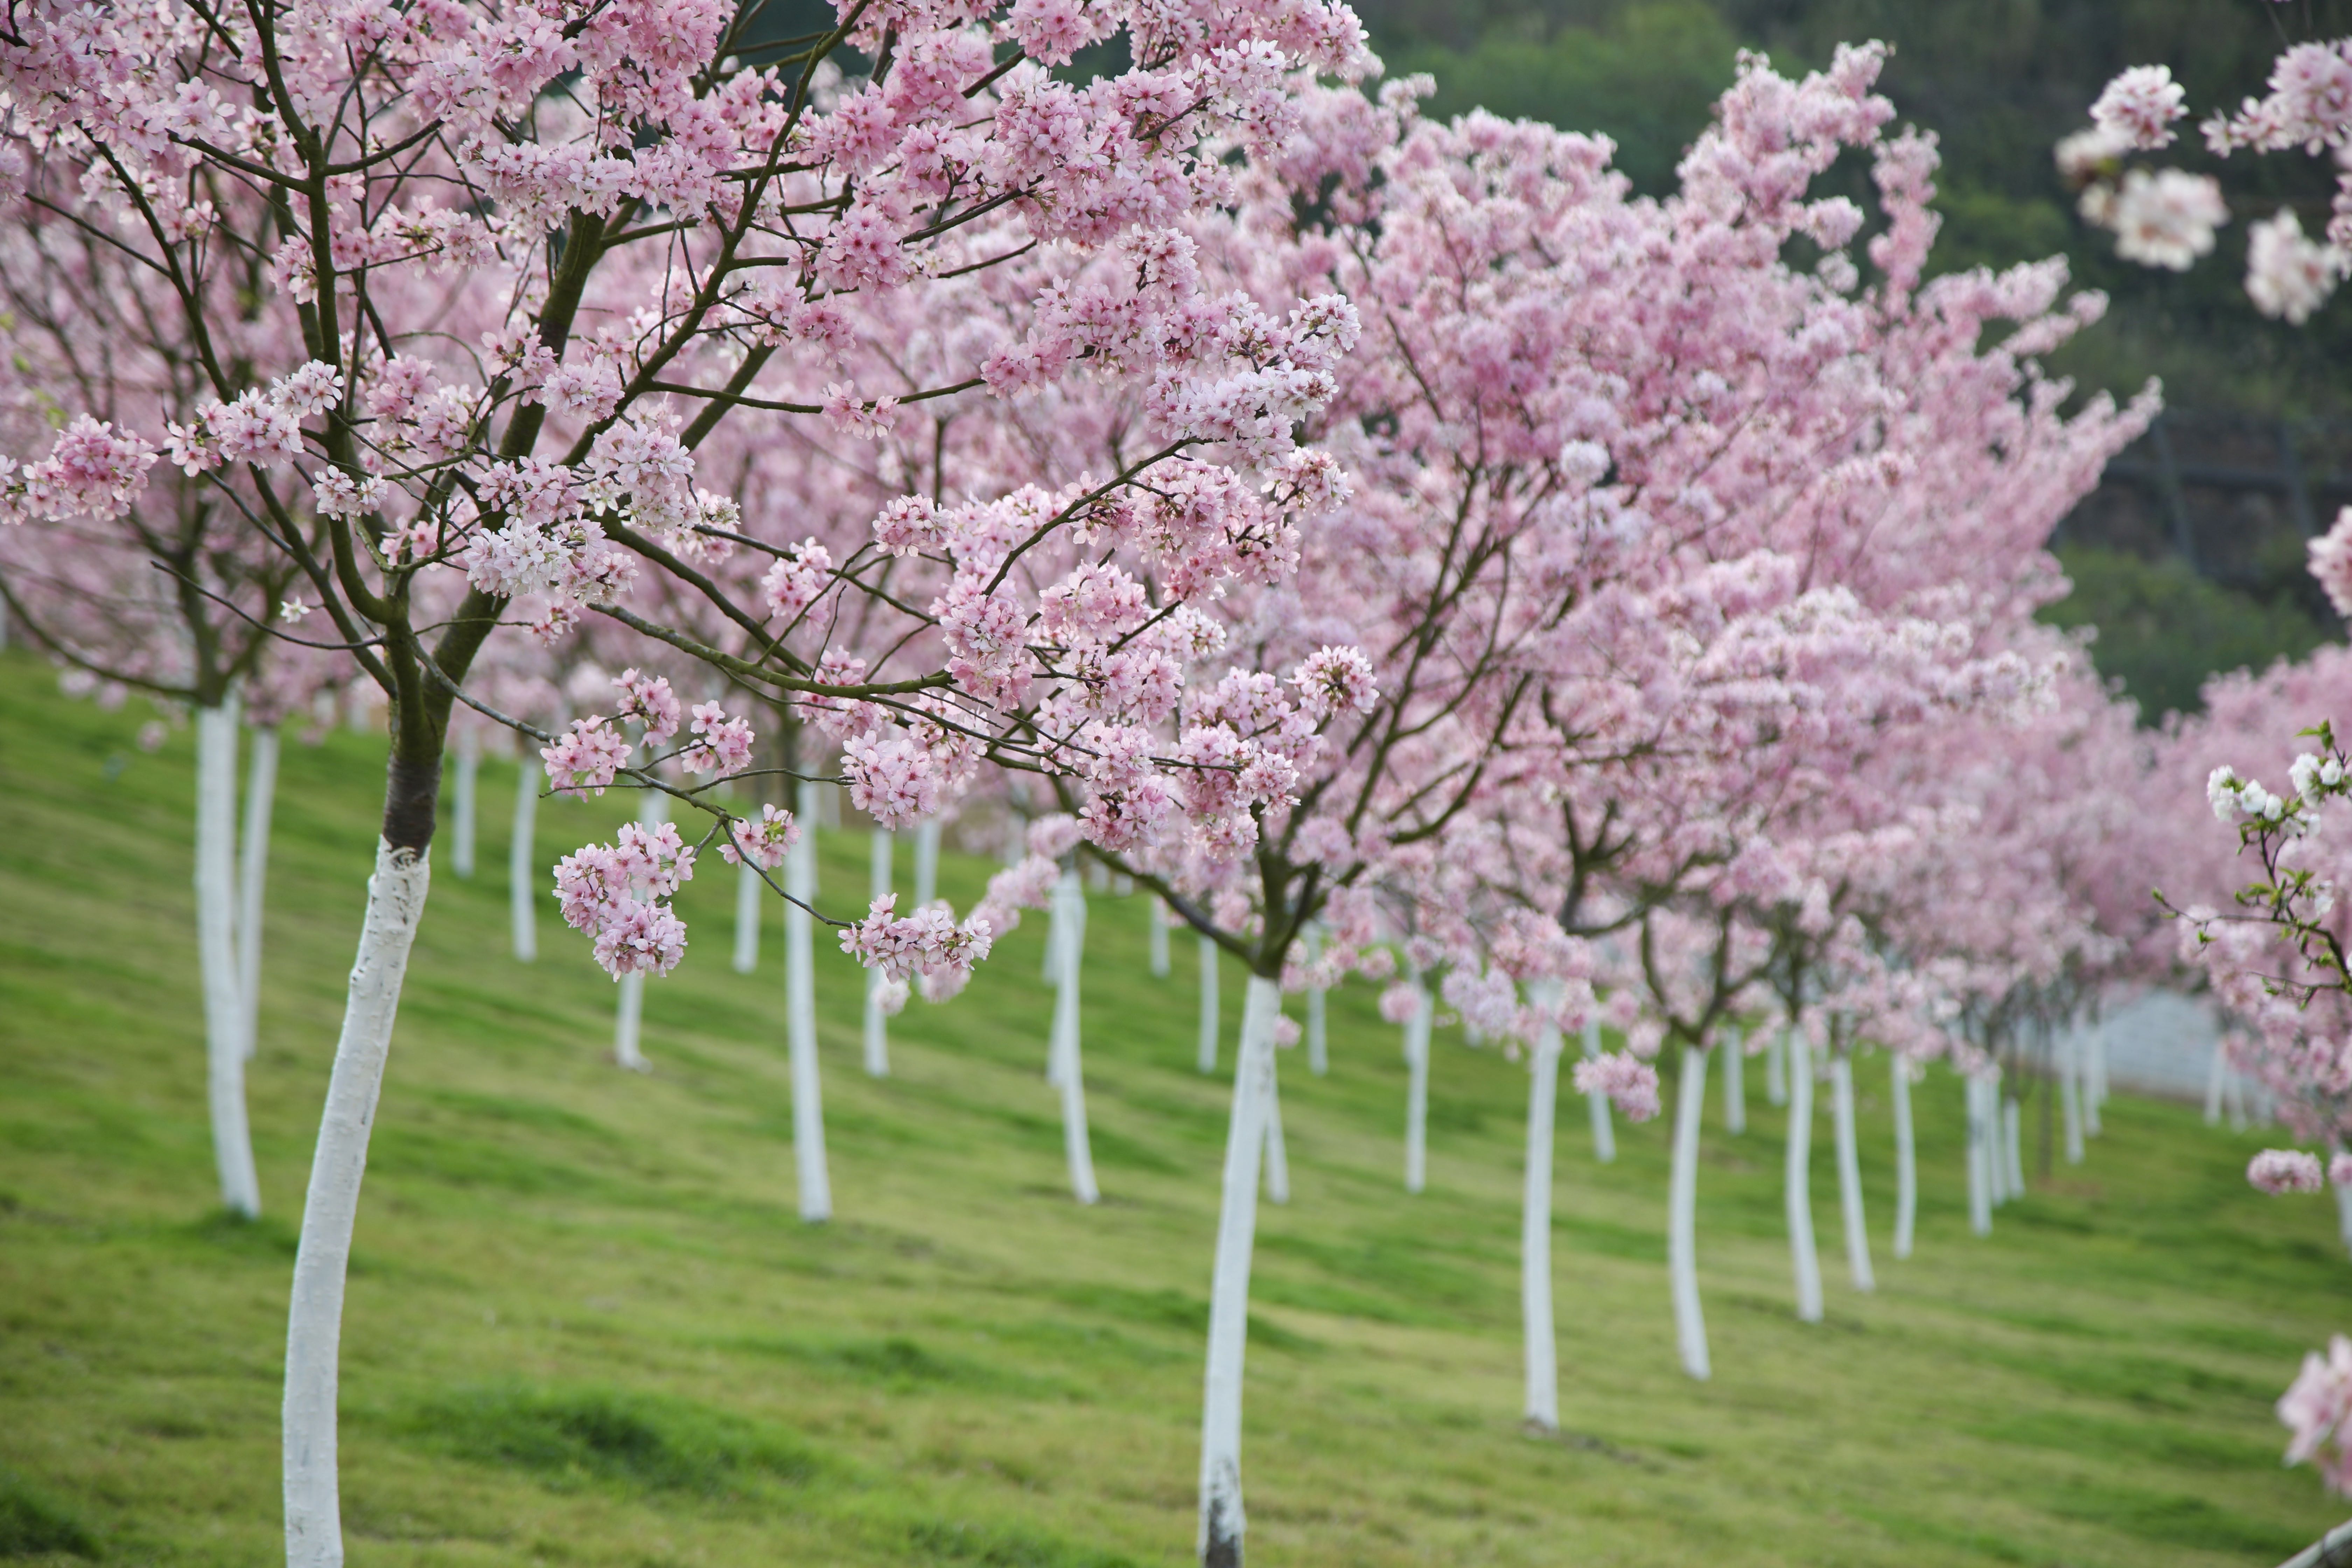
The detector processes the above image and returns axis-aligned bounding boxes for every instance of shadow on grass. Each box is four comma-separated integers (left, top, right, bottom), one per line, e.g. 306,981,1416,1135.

0,1470,97,1560
402,1384,824,1501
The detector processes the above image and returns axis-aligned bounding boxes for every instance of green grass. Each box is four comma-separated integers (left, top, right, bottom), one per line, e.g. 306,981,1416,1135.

0,650,2346,1566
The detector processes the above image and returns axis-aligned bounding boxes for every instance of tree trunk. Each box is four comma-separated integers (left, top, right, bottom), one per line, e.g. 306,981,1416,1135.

1403,977,1430,1194
509,762,538,962
1765,1028,1788,1107
282,836,431,1568
2205,1040,2227,1126
448,730,478,878
1521,997,1562,1433
1262,1065,1289,1206
1891,1054,1916,1261
196,702,261,1218
1582,1018,1616,1164
2060,1021,2085,1166
237,725,279,1062
611,796,663,1072
863,829,892,1078
1785,1033,1822,1322
788,779,831,1223
732,856,760,974
1966,1074,1993,1237
1197,934,1220,1074
2002,1094,2026,1198
2084,1017,2107,1135
1304,923,1327,1077
1149,896,1171,978
1722,1023,1745,1134
913,819,940,910
1197,975,1282,1568
1049,869,1099,1204
1668,1044,1711,1379
1831,1054,1874,1292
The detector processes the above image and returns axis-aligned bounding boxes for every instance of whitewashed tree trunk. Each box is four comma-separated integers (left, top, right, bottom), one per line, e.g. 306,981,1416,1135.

2226,1068,2250,1131
509,763,539,962
612,796,664,1072
1765,1028,1788,1107
1984,1076,2011,1206
1966,1075,1993,1237
1403,978,1431,1194
1582,1018,1616,1163
2002,1095,2025,1198
1150,896,1171,978
1304,923,1327,1077
1891,1054,1917,1261
1722,1023,1746,1134
863,829,892,1077
282,839,430,1568
913,818,941,909
732,854,760,974
2059,1022,2085,1166
2085,1017,2107,1135
2333,1148,2352,1260
2205,1040,2228,1125
1830,1054,1874,1292
1048,869,1099,1204
1521,993,1562,1433
788,779,831,1223
1668,1044,1711,1379
1197,976,1282,1568
195,702,261,1219
448,730,478,878
1784,1033,1822,1322
1198,934,1221,1074
1262,1065,1289,1206
236,724,279,1061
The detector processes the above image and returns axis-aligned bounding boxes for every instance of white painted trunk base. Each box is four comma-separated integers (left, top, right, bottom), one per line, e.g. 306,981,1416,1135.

1582,1019,1616,1164
1304,924,1327,1077
1830,1055,1874,1293
1262,1068,1289,1207
2003,1096,2026,1199
237,726,279,1062
1784,1034,1822,1322
283,839,431,1568
1149,897,1171,979
449,733,478,878
2333,1152,2352,1261
196,704,260,1218
612,797,664,1072
913,819,941,910
1966,1076,1993,1237
1197,935,1220,1074
1197,976,1282,1568
1891,1055,1917,1261
1765,1029,1788,1107
864,829,892,1077
788,780,831,1223
1048,870,1099,1204
2085,1020,2107,1136
2205,1041,2228,1126
1404,981,1431,1194
510,765,539,962
2060,1023,2085,1166
1722,1024,1746,1134
1668,1045,1711,1379
732,854,760,974
1521,1003,1563,1432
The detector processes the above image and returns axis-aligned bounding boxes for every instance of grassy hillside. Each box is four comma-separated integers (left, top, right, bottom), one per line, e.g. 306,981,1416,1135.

0,651,2344,1567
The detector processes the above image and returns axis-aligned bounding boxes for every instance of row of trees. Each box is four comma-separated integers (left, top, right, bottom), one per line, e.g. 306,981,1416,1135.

3,0,2346,1559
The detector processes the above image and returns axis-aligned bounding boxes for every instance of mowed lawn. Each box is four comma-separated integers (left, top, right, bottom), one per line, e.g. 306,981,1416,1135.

0,651,2345,1568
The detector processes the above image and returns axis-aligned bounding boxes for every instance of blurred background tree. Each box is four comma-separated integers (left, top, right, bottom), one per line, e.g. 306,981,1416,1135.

1368,0,2352,719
